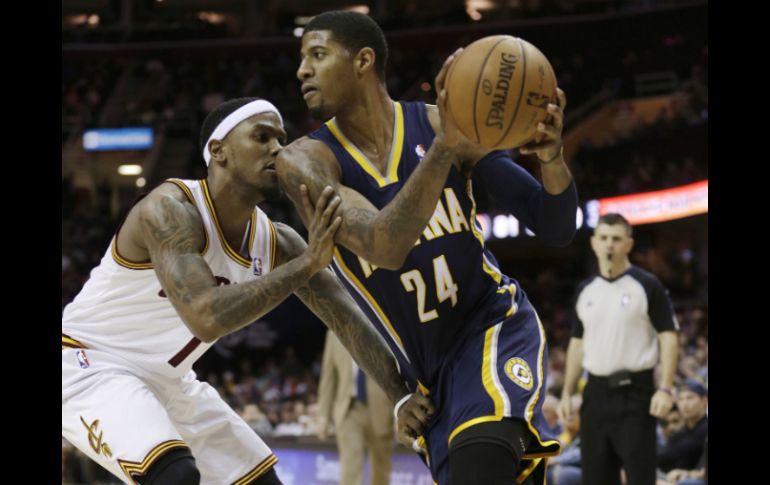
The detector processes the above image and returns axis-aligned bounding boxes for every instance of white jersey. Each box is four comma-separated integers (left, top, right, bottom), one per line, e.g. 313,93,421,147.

62,178,277,378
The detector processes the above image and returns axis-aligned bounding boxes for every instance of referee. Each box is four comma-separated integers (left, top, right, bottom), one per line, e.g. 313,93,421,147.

559,213,679,485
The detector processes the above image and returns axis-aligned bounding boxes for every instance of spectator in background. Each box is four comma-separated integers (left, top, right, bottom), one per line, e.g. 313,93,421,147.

316,331,395,485
657,379,708,474
548,394,583,485
656,405,684,449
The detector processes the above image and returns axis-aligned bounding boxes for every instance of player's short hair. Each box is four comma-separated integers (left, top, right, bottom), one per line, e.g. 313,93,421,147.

199,97,261,155
304,10,388,80
597,213,633,237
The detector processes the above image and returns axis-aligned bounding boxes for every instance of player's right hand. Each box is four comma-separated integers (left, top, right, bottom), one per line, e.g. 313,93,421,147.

396,392,435,453
300,184,342,272
557,394,573,424
434,48,463,149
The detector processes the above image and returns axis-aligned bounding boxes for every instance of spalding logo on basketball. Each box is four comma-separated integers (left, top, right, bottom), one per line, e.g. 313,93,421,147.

445,35,557,150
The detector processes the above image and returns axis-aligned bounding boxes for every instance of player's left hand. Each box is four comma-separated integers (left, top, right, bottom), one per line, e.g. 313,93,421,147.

434,48,463,149
519,88,567,164
649,389,674,418
396,392,435,453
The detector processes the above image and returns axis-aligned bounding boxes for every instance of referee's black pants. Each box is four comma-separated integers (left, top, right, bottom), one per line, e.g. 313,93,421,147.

580,369,657,485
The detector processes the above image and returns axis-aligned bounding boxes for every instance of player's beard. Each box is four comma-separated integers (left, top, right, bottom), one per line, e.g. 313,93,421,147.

261,181,284,202
309,102,329,121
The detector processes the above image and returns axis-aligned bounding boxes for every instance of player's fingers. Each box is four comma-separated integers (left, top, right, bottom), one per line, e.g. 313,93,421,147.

323,216,343,239
413,394,435,415
435,48,463,92
313,186,335,219
536,122,558,139
547,104,564,128
556,87,567,110
321,196,341,225
299,184,315,218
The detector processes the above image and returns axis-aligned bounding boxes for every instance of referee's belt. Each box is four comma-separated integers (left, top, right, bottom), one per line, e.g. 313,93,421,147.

588,368,654,388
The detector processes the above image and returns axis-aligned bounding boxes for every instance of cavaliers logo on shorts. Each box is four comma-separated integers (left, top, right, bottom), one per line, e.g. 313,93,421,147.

504,357,533,391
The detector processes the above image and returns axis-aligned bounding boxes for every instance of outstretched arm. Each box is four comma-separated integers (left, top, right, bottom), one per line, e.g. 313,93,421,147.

431,88,577,247
139,183,341,342
273,222,410,404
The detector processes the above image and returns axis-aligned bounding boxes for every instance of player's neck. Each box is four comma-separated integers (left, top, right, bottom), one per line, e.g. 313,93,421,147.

335,84,394,159
206,175,261,239
599,259,631,280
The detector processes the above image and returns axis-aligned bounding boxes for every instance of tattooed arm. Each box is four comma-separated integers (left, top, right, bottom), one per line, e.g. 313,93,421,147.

275,54,463,270
272,221,410,404
137,183,342,342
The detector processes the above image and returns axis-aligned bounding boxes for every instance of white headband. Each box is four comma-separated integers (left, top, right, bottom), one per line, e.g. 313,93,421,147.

202,99,284,165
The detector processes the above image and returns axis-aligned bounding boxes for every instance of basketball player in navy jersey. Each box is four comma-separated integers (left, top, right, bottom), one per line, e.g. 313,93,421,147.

276,11,578,485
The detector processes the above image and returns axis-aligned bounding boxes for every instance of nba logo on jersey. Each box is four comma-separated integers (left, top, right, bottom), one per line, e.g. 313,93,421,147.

76,349,90,369
415,144,426,160
621,293,631,308
253,257,263,276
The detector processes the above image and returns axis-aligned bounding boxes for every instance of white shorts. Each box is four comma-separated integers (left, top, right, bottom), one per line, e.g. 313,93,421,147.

62,346,277,484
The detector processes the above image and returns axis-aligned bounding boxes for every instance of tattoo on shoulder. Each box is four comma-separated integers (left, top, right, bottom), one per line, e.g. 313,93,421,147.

142,197,203,253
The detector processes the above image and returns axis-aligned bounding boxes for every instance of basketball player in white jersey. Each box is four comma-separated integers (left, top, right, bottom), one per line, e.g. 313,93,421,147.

62,98,428,484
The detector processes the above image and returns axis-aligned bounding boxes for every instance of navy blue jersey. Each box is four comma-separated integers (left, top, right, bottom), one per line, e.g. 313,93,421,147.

310,101,526,390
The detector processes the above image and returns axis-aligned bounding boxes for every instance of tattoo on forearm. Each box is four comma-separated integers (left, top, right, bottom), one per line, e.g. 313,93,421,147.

379,142,456,247
210,257,315,333
297,273,407,403
143,196,318,339
344,207,376,248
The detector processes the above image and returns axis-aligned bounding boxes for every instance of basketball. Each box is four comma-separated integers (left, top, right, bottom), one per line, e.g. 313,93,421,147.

445,35,557,150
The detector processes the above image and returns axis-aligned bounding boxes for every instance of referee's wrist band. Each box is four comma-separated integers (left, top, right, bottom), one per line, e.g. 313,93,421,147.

658,387,674,396
394,393,413,421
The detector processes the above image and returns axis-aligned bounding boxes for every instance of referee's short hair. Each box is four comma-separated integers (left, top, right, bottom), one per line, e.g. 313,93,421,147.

597,213,632,236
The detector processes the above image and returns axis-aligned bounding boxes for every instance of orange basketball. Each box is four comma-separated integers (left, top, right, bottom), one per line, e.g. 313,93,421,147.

445,35,557,150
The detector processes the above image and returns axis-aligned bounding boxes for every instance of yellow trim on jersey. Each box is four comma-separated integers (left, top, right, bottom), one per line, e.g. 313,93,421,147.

448,325,505,445
232,454,278,485
389,102,405,181
268,219,277,271
516,458,542,484
118,440,189,483
325,102,404,188
248,210,257,256
417,380,430,396
166,178,195,204
521,313,561,456
200,179,253,268
465,180,503,285
166,179,210,256
111,179,210,270
61,334,87,349
111,238,154,270
332,248,407,356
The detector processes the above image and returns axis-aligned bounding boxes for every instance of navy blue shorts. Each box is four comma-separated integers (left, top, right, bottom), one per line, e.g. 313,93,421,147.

419,298,561,484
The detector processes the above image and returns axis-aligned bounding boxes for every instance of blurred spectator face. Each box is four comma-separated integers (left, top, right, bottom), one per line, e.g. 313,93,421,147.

661,409,684,438
293,401,306,416
591,223,634,263
677,389,707,423
298,30,357,120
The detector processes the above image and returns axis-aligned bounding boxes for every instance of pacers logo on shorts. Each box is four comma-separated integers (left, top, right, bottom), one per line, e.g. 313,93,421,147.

504,357,533,391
